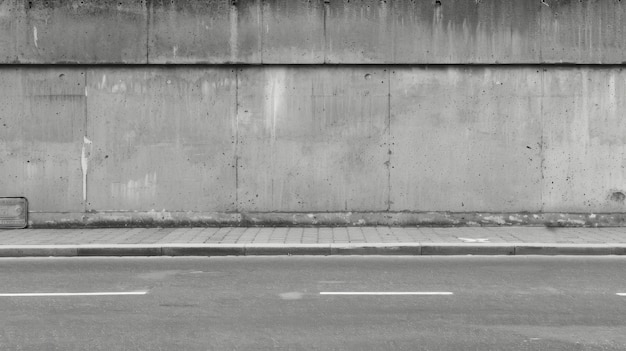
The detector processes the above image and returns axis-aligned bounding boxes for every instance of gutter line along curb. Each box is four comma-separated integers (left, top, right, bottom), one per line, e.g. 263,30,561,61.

0,243,626,257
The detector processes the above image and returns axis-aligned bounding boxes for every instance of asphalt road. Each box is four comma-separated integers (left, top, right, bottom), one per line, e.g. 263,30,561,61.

0,256,625,350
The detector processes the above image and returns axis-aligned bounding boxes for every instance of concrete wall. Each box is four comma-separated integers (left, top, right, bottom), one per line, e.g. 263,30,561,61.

1,0,625,226
3,66,626,226
1,0,626,64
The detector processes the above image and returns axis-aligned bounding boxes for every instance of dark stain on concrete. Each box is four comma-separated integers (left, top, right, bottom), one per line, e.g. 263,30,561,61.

609,191,626,203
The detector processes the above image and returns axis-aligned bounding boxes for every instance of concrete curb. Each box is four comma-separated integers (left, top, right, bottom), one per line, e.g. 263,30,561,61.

329,243,421,255
421,243,515,256
513,244,626,255
162,244,246,257
1,243,626,257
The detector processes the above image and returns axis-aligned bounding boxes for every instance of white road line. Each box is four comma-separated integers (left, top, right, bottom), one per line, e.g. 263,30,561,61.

320,292,453,296
617,293,626,296
0,291,148,297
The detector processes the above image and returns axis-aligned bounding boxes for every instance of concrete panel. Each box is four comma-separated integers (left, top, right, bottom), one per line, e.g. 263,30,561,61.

86,68,237,211
325,0,542,63
541,0,626,63
261,0,324,63
0,0,147,63
148,0,261,63
390,67,543,212
542,68,626,212
325,0,393,63
0,0,625,64
237,67,389,212
0,0,19,62
0,68,84,212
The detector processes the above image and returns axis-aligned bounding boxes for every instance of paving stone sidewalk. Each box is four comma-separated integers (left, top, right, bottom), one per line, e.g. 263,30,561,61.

0,227,625,256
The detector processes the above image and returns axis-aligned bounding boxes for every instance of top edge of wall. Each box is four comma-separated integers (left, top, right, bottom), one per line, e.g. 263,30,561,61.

0,0,624,64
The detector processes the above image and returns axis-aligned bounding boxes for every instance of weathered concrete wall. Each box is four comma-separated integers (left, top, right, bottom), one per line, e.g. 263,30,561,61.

3,66,626,226
237,67,388,212
0,68,84,212
390,67,543,212
0,0,147,63
2,0,626,63
147,0,261,64
542,68,626,212
0,1,623,227
85,68,237,212
325,0,541,63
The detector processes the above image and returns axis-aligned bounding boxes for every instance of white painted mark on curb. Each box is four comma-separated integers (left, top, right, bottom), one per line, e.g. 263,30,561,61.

0,291,147,297
320,292,453,296
617,293,626,296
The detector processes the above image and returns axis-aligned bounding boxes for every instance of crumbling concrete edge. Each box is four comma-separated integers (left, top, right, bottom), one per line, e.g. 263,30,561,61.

1,243,626,257
24,211,626,228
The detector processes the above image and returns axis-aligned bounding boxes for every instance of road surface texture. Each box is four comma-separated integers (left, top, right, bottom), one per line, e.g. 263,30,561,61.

0,256,625,350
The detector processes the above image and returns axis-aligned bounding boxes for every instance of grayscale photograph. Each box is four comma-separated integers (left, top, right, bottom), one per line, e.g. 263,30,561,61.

0,0,625,349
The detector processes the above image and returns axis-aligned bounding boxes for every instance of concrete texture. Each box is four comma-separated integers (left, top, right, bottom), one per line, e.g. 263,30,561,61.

3,66,626,226
148,0,262,64
541,0,626,64
85,68,237,212
390,67,543,212
261,0,325,63
389,0,542,63
1,0,626,63
325,0,626,64
325,0,542,63
1,227,626,257
0,68,84,213
542,68,626,213
236,67,389,212
0,0,147,63
19,211,626,227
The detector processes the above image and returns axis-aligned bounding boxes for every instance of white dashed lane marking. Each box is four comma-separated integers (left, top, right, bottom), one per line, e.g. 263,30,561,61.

320,292,454,296
0,291,148,297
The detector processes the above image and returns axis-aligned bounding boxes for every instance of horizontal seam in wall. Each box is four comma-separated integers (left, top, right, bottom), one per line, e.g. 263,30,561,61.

0,63,625,68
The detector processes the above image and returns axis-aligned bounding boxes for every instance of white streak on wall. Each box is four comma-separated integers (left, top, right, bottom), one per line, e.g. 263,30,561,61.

99,74,107,89
264,69,286,142
81,137,92,202
229,4,238,62
111,173,158,203
201,80,211,97
33,26,38,48
112,80,127,93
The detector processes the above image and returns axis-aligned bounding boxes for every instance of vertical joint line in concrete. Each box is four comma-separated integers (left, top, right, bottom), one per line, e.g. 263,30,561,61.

259,0,264,63
538,3,543,63
538,0,544,212
386,69,391,211
539,67,546,213
145,0,151,64
323,0,328,64
83,70,88,214
235,68,240,212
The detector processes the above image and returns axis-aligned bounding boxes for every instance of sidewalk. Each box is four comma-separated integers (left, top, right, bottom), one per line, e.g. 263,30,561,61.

0,227,626,257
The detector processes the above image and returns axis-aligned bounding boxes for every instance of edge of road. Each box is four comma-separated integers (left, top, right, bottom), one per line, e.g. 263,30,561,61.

1,243,626,257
